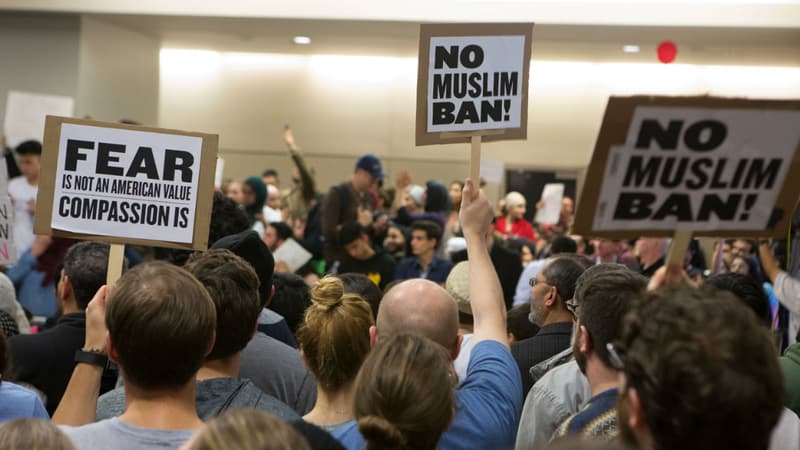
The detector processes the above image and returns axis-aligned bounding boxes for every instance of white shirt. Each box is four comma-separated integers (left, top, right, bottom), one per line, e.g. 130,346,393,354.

7,177,37,256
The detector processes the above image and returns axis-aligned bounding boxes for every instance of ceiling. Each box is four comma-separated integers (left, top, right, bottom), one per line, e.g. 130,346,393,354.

93,14,800,66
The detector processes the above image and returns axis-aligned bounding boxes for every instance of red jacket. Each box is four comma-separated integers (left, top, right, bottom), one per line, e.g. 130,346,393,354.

494,216,535,242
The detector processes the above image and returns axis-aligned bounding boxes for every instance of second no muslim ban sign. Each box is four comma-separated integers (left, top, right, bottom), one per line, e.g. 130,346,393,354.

574,96,800,238
416,23,533,146
34,116,218,249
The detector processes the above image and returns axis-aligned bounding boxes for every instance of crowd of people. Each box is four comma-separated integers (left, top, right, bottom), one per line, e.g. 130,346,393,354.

1,128,800,450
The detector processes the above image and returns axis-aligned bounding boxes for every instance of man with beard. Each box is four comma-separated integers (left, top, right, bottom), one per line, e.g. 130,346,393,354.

511,256,584,397
615,287,783,450
551,267,647,440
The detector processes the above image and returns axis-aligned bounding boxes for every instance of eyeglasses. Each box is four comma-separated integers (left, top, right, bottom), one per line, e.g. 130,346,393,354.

565,300,579,318
606,343,625,370
529,278,549,287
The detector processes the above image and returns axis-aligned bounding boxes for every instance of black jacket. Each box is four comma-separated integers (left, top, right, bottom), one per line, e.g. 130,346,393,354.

10,313,117,414
511,321,573,399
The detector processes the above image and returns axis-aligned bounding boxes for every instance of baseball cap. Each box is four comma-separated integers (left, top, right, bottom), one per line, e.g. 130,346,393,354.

355,154,385,181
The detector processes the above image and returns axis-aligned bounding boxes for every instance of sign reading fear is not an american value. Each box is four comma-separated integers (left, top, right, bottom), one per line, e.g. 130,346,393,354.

35,116,218,249
415,23,533,146
574,96,800,238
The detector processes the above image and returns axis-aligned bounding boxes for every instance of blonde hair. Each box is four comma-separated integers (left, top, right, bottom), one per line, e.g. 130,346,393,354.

187,409,310,450
0,418,76,450
355,333,455,450
297,276,374,391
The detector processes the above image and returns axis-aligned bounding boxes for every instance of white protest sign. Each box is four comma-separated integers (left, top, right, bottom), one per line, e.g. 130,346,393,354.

427,36,525,133
273,238,313,273
35,117,218,249
4,91,74,148
416,23,532,146
574,97,800,238
0,197,16,266
535,183,564,224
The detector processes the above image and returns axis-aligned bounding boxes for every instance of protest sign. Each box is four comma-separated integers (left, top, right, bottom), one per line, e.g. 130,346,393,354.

0,163,16,266
4,91,74,148
416,23,533,146
34,116,218,250
574,96,800,239
535,183,565,224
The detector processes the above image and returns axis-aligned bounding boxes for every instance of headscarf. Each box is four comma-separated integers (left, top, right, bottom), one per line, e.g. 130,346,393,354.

243,176,267,223
0,272,31,333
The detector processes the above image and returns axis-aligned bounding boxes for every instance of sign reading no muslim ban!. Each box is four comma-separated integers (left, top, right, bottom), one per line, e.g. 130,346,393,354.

416,23,533,146
574,97,800,238
34,116,218,250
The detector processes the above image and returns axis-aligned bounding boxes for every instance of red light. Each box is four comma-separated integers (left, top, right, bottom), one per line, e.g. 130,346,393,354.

657,41,677,64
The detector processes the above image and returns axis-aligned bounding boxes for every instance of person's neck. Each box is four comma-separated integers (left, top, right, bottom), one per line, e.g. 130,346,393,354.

585,361,621,397
361,246,376,261
598,254,617,264
26,175,38,186
303,382,355,426
120,380,202,430
641,253,662,269
417,251,434,269
196,354,240,380
60,300,81,315
543,309,573,327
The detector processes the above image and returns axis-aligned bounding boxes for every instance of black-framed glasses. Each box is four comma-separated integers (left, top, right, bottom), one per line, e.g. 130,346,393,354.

529,277,549,287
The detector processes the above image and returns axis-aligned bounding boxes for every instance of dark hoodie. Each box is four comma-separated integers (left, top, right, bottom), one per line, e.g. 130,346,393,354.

394,180,450,231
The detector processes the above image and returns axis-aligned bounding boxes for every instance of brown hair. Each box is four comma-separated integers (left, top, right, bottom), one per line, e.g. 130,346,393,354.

0,418,76,450
617,287,782,450
106,261,216,390
186,408,310,450
297,276,373,391
184,249,261,361
355,333,454,450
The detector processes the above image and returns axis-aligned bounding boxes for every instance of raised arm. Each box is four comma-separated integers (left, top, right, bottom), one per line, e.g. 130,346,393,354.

460,178,508,348
52,285,110,425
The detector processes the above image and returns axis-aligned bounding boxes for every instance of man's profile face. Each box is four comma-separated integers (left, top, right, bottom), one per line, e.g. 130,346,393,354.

410,230,436,257
263,226,278,251
345,235,371,261
528,273,550,327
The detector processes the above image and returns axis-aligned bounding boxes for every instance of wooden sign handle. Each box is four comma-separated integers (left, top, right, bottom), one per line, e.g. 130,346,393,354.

665,230,692,284
470,135,481,198
107,243,125,286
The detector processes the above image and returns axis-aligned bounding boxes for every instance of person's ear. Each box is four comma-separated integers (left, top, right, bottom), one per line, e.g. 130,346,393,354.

579,324,591,354
264,284,275,308
60,275,73,302
544,286,557,307
369,325,379,349
627,387,647,431
107,334,119,363
450,334,463,361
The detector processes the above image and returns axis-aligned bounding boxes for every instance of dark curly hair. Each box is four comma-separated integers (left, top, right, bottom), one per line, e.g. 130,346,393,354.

617,287,782,450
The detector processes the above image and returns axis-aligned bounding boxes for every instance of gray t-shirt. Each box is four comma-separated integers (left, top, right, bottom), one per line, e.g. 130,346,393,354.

96,378,299,422
60,417,196,450
240,332,317,414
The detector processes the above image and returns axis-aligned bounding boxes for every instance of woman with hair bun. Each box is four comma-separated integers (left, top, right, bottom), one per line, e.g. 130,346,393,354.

334,333,455,450
297,276,374,432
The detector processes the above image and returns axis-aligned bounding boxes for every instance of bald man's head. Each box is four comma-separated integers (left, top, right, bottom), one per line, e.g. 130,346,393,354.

376,279,460,357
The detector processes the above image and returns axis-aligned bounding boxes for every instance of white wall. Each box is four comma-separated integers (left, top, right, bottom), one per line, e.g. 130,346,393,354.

77,16,160,125
159,48,800,192
0,13,80,133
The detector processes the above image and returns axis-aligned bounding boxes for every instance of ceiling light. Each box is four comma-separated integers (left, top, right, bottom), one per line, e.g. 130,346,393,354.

293,36,311,45
623,45,640,53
